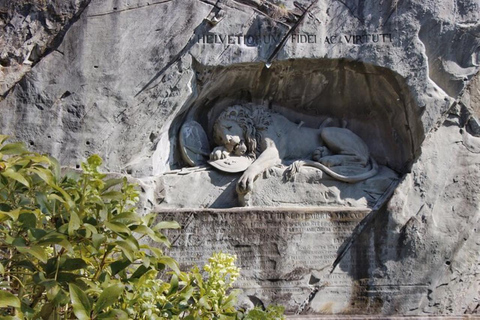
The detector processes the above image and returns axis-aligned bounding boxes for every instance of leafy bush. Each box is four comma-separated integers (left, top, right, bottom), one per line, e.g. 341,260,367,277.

117,252,240,319
0,135,184,319
241,305,286,320
0,136,284,319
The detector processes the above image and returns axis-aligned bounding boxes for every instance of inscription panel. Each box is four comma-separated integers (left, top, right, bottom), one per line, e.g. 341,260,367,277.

157,209,383,313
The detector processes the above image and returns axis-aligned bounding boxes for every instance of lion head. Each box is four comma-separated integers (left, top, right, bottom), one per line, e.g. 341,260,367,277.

213,105,271,159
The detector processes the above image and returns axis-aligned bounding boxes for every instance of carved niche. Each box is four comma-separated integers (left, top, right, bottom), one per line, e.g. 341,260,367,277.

160,59,423,209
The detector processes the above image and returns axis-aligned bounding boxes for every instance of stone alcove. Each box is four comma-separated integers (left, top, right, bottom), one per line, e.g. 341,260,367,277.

162,58,424,208
158,60,428,312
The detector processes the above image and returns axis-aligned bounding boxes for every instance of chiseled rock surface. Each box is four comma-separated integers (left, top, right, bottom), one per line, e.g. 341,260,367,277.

1,0,480,316
0,0,90,96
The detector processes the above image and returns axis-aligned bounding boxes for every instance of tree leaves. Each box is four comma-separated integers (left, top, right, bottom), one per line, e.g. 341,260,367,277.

93,283,124,314
16,246,48,263
158,256,181,275
68,210,81,235
104,221,131,236
1,168,30,188
69,283,92,320
0,290,21,308
97,309,129,320
154,220,181,230
0,137,268,319
0,142,28,155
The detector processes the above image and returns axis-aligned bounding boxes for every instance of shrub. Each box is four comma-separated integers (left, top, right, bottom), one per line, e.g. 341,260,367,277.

0,136,284,319
0,135,186,319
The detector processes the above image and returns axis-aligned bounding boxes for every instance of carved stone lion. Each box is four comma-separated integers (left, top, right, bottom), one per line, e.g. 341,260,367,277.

210,105,378,194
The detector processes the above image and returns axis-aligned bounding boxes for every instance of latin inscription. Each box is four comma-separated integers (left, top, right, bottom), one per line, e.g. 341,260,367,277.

160,210,369,269
196,32,393,46
156,209,372,311
155,209,427,312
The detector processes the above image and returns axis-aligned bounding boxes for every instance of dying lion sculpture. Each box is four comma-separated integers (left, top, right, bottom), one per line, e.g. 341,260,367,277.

210,105,378,194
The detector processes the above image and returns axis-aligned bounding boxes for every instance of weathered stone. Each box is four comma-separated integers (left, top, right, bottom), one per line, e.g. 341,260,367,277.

0,0,90,97
158,208,375,314
1,0,480,316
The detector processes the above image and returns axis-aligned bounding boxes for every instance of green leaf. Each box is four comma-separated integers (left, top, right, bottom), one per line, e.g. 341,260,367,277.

92,234,106,250
115,241,135,262
28,228,47,240
17,246,48,263
18,212,37,229
56,272,82,283
131,225,164,243
46,284,69,305
35,192,51,214
61,258,88,271
33,272,47,284
222,293,237,309
168,274,179,295
105,221,131,236
83,223,98,235
0,316,22,320
51,185,74,210
158,256,180,275
48,155,61,181
0,142,28,155
39,302,55,320
103,178,123,190
109,259,131,276
28,155,51,165
0,135,9,145
0,290,21,308
68,211,81,235
128,265,150,280
101,190,123,200
0,262,4,275
69,283,92,320
13,260,36,272
93,283,124,314
179,285,194,302
11,237,26,247
97,309,128,320
111,211,138,223
1,169,30,188
37,233,73,253
154,220,181,230
148,247,164,258
28,167,54,185
198,296,211,310
0,208,21,220
47,193,66,203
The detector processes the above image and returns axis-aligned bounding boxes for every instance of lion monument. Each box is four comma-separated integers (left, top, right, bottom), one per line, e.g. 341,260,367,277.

209,105,378,195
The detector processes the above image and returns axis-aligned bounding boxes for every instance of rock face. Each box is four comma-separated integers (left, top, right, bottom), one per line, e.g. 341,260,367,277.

0,0,90,96
1,0,480,316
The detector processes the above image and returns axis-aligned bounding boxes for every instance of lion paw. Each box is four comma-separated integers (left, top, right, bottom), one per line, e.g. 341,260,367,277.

263,167,276,179
312,146,331,162
237,170,257,194
210,146,230,160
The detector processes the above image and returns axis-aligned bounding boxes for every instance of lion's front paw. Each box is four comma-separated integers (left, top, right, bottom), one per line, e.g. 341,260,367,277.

210,146,230,160
312,146,331,162
237,170,257,194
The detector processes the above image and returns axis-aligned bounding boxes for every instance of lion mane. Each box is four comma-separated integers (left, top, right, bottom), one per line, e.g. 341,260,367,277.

213,105,272,159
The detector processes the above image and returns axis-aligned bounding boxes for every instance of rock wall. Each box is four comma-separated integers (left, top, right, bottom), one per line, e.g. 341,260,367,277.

1,0,479,316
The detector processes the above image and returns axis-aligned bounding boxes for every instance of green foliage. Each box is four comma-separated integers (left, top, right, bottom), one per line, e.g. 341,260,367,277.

117,252,241,319
0,136,285,319
0,136,180,319
242,305,286,320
